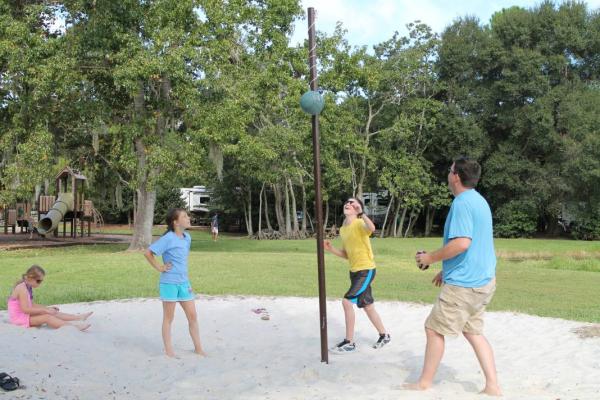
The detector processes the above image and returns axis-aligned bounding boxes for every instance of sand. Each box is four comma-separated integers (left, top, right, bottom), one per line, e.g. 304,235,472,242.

1,296,599,400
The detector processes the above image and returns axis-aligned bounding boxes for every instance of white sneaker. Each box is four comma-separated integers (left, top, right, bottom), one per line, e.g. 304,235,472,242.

373,333,391,349
330,339,356,354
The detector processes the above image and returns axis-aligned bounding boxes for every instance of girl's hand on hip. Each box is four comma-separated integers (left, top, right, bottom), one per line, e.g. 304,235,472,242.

158,262,172,272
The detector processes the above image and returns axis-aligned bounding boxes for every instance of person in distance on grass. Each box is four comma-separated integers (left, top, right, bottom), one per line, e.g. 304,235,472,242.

8,265,92,331
210,213,219,242
404,157,501,396
324,197,390,354
144,208,206,358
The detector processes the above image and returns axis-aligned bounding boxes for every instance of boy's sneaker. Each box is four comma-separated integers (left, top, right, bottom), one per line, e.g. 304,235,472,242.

373,333,391,349
330,339,356,354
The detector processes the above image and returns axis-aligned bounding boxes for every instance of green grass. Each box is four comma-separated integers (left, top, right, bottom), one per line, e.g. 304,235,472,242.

2,232,600,322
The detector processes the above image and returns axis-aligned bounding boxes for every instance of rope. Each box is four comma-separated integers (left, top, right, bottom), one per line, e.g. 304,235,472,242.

308,10,318,89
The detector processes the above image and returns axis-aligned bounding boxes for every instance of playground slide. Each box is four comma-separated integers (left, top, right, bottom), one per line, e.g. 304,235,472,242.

37,193,74,235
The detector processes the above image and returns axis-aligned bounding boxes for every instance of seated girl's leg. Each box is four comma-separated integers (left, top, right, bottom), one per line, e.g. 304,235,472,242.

179,300,205,356
29,314,90,331
30,314,67,329
54,311,93,321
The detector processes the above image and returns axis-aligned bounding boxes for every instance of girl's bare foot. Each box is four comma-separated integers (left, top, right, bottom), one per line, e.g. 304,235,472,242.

80,312,93,321
480,385,502,396
402,382,431,391
194,349,207,357
76,323,91,331
165,348,177,358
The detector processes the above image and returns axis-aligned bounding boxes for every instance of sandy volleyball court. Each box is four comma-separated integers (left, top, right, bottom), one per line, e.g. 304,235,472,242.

1,296,599,400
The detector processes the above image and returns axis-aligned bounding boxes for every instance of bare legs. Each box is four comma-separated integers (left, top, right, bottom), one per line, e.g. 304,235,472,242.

404,328,501,396
464,332,502,396
162,302,177,357
341,299,386,342
342,298,356,341
162,300,205,358
180,300,205,356
363,304,386,335
404,327,445,390
29,311,92,331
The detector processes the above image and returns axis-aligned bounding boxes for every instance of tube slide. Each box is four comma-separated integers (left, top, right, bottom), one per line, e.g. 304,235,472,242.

37,193,74,235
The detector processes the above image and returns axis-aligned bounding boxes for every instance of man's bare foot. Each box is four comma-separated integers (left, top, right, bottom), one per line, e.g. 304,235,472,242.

80,312,93,321
401,382,431,391
480,385,502,396
194,349,207,357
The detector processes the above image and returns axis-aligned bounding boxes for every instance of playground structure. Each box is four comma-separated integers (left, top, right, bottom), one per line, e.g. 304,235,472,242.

1,167,103,238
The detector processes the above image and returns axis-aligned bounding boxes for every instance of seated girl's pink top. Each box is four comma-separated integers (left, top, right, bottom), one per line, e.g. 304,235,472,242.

8,283,32,327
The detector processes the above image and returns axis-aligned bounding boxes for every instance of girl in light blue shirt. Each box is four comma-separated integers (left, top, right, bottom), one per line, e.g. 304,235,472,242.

144,208,205,358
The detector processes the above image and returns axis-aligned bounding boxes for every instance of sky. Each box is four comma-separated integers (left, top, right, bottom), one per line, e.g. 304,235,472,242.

290,0,600,48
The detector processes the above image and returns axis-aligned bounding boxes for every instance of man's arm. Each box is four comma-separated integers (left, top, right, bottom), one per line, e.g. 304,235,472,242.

416,237,471,266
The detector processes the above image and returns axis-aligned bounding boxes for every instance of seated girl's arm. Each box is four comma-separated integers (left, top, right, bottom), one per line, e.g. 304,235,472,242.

144,249,171,272
15,286,53,316
30,302,59,312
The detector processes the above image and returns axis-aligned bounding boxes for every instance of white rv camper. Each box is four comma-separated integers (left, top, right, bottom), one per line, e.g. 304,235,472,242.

180,186,212,225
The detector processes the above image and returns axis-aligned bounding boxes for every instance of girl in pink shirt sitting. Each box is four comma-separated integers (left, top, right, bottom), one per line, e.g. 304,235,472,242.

8,265,92,331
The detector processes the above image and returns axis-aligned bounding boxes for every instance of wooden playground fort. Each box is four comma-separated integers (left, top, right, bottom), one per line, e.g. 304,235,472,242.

1,167,102,238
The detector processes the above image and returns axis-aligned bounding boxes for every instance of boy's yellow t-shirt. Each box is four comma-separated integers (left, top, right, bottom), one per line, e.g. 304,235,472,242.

339,218,376,272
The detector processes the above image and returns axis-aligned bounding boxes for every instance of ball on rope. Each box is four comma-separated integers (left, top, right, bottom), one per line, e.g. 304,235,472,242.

300,90,324,115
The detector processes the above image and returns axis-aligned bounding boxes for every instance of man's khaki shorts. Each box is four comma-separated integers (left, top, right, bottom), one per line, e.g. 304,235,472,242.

425,279,496,336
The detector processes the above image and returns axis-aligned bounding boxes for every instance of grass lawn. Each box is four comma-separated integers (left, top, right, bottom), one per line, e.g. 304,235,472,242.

1,231,600,322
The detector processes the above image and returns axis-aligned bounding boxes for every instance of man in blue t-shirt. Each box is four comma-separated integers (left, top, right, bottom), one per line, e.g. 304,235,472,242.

405,157,501,396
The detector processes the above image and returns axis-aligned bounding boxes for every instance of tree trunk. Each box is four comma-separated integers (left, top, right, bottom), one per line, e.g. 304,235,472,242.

380,194,395,238
128,81,159,250
323,199,329,231
395,206,408,238
404,209,418,238
424,206,435,237
409,214,419,237
397,206,408,238
388,202,402,237
288,178,299,234
357,102,379,199
128,136,158,250
129,187,156,250
263,186,273,231
246,189,253,236
299,176,307,234
258,182,264,237
284,179,292,235
273,183,284,231
306,211,314,232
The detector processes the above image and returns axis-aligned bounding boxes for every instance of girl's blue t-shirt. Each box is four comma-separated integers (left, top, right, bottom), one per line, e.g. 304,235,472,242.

148,231,191,284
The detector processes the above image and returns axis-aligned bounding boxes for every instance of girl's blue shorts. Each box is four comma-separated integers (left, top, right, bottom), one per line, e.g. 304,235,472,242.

159,281,195,302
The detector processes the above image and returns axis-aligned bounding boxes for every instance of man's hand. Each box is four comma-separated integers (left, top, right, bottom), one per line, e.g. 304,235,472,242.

323,240,333,252
432,271,443,287
416,251,434,269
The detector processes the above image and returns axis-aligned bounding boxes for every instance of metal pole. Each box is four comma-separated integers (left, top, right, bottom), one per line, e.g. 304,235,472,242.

308,7,328,364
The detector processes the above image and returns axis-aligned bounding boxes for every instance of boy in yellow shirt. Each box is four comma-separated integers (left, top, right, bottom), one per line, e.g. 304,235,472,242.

324,197,390,353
